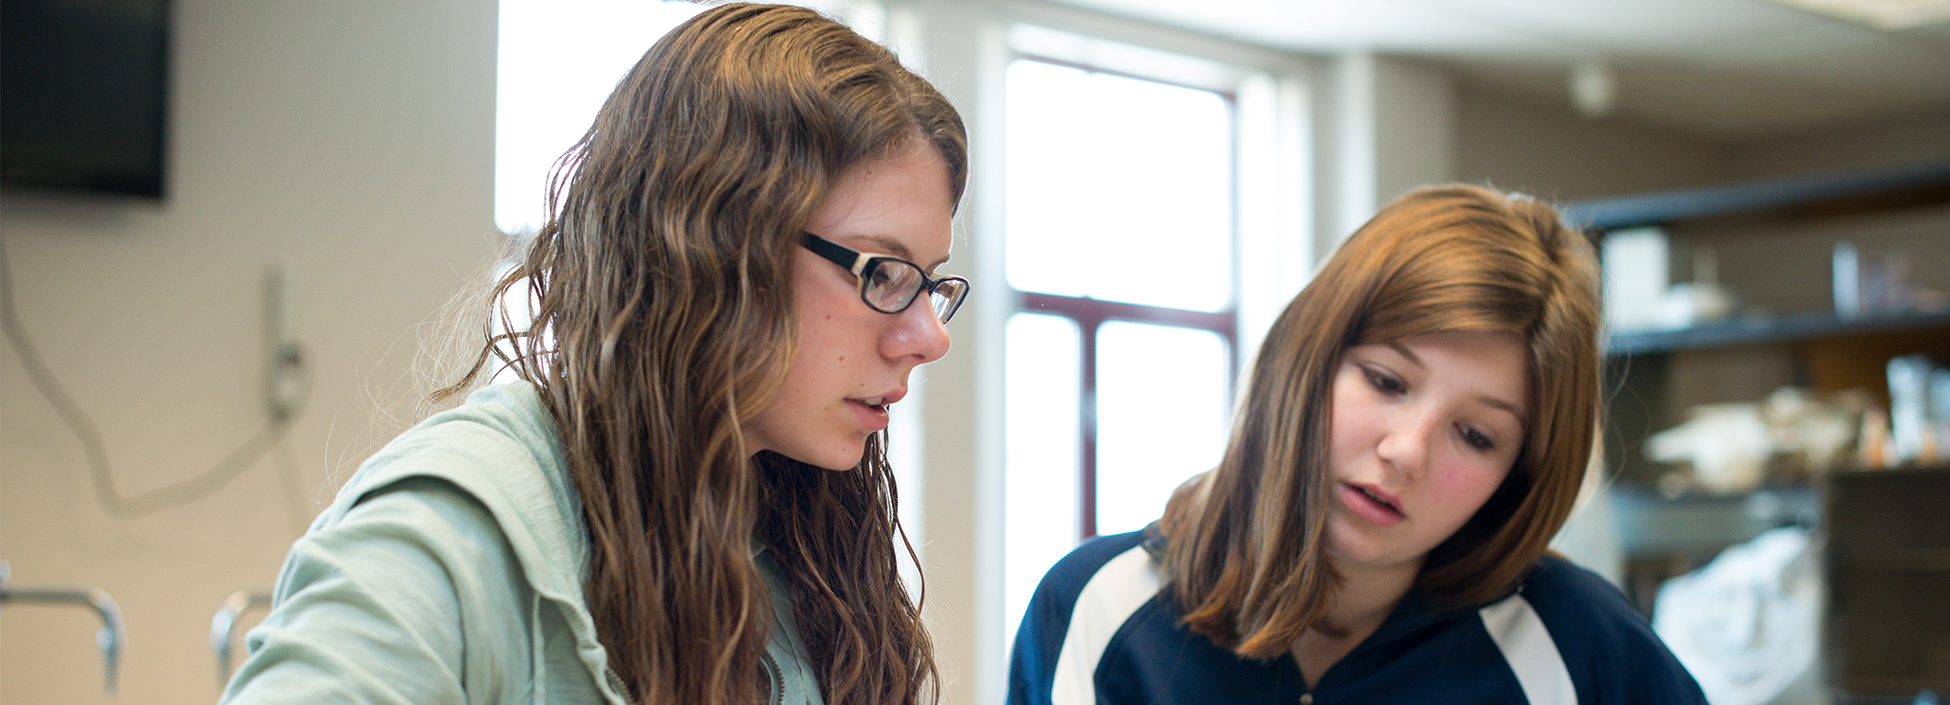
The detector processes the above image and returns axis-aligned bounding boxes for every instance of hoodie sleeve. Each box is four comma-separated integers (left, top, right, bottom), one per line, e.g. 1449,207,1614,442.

221,476,532,705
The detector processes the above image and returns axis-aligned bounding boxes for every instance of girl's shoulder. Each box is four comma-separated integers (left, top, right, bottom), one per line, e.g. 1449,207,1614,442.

1504,555,1708,703
332,384,568,518
1514,554,1647,640
316,382,589,600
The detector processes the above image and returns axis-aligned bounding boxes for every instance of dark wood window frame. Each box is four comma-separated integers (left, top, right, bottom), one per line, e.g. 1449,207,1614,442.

1015,290,1239,539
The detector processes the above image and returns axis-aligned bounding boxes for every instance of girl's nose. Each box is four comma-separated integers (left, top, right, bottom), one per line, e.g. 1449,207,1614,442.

1376,407,1434,478
884,299,951,364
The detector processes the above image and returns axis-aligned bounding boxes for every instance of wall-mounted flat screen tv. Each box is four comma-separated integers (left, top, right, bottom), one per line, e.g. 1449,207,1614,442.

2,0,171,199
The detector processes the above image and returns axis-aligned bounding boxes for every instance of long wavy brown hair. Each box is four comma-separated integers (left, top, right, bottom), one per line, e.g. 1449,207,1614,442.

1158,184,1601,659
437,4,966,703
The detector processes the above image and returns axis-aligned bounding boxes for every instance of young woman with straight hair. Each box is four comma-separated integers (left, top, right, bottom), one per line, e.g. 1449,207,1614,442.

1009,184,1704,704
222,4,968,704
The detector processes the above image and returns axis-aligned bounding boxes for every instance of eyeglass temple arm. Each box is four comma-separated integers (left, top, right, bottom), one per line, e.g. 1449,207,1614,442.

800,234,868,277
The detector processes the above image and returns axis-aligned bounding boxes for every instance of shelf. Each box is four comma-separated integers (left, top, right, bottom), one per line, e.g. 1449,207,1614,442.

1580,165,1950,700
1571,162,1950,358
1562,160,1950,232
1609,484,1820,557
1606,309,1950,357
1833,680,1950,703
1833,548,1950,572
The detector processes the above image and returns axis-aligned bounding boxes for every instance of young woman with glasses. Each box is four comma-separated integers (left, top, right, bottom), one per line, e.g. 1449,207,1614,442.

221,5,967,704
1009,185,1706,704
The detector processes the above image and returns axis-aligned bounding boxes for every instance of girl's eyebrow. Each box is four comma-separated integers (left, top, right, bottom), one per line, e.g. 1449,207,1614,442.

851,234,950,269
1477,394,1527,428
1385,342,1526,425
1385,342,1424,368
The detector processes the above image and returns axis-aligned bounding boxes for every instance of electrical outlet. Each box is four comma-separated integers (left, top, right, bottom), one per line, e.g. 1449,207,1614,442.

265,267,304,419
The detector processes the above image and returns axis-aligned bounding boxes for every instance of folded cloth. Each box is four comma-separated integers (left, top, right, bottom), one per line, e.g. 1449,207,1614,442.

1652,527,1820,705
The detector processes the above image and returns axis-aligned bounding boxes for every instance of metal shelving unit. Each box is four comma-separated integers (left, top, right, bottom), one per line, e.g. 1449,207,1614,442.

1569,161,1950,700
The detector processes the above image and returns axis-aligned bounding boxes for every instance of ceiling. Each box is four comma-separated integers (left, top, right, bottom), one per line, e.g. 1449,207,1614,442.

1039,0,1950,144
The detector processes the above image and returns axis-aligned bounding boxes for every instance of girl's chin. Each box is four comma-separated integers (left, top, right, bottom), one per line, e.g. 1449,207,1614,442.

790,455,861,471
1323,520,1425,570
780,441,869,471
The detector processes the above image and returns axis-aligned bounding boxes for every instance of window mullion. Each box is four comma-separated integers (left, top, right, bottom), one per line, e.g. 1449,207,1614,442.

1079,315,1099,540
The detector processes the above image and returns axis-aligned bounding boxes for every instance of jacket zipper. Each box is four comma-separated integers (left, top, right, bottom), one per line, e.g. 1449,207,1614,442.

605,667,632,704
760,652,786,705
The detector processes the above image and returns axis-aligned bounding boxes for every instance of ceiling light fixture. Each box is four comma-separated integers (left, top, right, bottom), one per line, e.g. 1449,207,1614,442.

1754,0,1950,31
1570,59,1616,120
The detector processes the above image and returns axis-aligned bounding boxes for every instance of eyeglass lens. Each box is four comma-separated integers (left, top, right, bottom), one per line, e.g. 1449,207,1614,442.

863,259,923,310
862,258,965,322
928,279,967,320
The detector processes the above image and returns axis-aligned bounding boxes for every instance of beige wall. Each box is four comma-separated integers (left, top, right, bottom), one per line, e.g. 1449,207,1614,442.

1314,54,1459,258
1456,86,1734,201
1734,109,1950,180
1456,83,1950,199
0,0,499,703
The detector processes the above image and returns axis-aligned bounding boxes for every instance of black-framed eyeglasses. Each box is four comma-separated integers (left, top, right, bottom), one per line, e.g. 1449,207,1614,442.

801,233,971,324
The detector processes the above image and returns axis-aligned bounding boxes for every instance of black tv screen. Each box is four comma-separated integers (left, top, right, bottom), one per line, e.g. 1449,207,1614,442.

2,0,171,199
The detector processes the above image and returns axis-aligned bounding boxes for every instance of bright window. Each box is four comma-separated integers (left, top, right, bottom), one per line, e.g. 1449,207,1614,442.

495,0,885,236
1003,60,1234,311
1093,320,1230,535
1001,55,1240,641
495,0,707,237
1003,312,1083,621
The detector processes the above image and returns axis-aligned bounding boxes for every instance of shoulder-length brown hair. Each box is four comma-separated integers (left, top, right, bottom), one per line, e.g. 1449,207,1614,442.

1158,183,1600,659
440,4,966,703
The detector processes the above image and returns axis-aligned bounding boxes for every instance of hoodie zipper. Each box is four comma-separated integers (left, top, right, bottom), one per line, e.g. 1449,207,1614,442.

605,667,632,704
760,652,786,705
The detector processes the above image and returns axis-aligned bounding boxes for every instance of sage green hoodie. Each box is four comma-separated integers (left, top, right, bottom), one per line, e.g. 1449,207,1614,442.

222,383,822,705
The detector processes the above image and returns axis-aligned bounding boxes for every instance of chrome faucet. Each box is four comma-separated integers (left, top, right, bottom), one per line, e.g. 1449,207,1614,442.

210,590,273,687
0,560,127,694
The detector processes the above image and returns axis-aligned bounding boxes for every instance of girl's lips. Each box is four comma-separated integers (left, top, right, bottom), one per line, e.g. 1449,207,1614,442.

1340,482,1406,527
848,398,891,431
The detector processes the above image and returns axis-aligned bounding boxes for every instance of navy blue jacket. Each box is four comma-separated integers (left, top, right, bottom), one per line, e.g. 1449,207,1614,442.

1009,530,1706,704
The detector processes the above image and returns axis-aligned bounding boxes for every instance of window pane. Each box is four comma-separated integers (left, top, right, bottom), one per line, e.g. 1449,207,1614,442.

1004,59,1234,311
1005,313,1081,644
1095,321,1229,536
495,0,706,236
495,1,886,236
